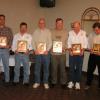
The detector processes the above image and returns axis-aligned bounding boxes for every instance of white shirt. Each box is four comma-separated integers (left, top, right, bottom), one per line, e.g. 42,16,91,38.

12,33,33,52
88,33,100,49
67,30,88,49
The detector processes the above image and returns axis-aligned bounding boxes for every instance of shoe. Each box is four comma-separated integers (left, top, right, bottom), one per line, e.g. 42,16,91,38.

67,82,74,89
75,82,80,90
4,82,10,87
23,83,29,86
33,83,40,89
0,72,4,81
12,82,19,86
84,85,90,90
44,84,49,89
61,84,67,89
50,84,56,88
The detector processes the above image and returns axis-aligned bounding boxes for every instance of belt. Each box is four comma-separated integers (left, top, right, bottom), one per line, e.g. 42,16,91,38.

18,52,25,54
0,48,6,49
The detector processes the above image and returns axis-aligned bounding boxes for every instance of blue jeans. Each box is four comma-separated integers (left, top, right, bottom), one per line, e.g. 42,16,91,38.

14,53,30,83
69,55,84,82
0,49,10,82
34,54,50,83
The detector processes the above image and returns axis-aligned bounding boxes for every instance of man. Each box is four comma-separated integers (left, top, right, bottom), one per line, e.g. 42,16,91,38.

32,18,52,89
50,18,67,88
12,22,33,86
67,21,88,90
0,14,13,85
85,22,100,90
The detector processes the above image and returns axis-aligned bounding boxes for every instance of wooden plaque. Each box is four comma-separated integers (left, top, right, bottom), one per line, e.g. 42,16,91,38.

53,41,62,53
37,42,46,54
72,44,81,55
92,44,100,55
17,40,27,52
0,36,7,47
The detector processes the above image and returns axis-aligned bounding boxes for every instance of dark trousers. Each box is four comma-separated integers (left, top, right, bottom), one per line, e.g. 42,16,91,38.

69,55,84,83
51,54,67,85
86,54,100,87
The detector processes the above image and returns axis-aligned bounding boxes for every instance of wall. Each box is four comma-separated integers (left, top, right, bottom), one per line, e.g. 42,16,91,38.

0,0,100,32
0,0,100,74
0,0,46,33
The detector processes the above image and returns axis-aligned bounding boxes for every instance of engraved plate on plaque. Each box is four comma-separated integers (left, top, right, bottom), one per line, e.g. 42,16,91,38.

37,42,46,54
72,44,81,55
92,44,100,55
0,36,7,47
53,41,62,53
17,40,27,52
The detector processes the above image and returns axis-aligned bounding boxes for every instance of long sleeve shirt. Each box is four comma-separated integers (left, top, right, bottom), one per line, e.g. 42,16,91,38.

88,33,100,49
12,33,33,52
32,28,52,51
67,30,88,49
0,26,13,48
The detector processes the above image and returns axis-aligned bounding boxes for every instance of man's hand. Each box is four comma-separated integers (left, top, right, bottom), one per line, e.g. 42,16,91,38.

43,51,48,55
35,50,48,55
69,48,73,56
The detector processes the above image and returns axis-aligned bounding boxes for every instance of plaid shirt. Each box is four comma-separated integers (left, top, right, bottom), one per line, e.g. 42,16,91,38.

0,26,13,48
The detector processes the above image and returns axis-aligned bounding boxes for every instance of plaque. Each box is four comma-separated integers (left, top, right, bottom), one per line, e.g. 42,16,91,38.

72,44,81,55
0,36,7,47
37,42,46,54
53,41,62,53
92,44,100,55
17,40,27,52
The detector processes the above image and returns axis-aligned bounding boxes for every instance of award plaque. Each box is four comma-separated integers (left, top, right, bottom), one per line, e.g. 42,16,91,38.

17,40,27,52
0,36,7,47
92,44,100,55
53,41,62,53
37,42,46,54
72,44,81,55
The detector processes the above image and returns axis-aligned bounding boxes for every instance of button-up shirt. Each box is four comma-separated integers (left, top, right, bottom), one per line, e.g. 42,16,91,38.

68,30,88,49
12,33,33,52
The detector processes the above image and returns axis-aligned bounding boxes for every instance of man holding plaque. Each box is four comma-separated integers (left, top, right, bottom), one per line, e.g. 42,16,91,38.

0,14,13,85
67,21,88,90
12,22,33,86
85,22,100,90
32,18,52,89
50,18,68,89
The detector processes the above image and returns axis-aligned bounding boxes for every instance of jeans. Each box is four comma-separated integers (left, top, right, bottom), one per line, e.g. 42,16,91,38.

86,54,100,87
34,54,50,83
0,49,10,82
69,55,84,82
51,54,67,84
14,53,30,83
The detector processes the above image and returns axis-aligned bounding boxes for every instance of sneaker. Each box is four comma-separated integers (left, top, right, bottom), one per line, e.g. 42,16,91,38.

67,82,74,89
84,85,90,90
44,84,49,89
33,83,40,89
75,82,80,90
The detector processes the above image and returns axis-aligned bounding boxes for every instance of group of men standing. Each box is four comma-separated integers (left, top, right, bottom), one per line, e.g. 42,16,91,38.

0,14,100,90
